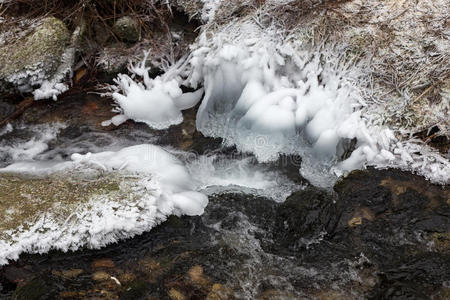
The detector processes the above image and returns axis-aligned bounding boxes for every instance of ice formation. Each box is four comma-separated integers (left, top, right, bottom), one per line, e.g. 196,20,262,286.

108,52,204,129
32,23,83,100
109,18,449,186
181,153,302,201
0,144,207,265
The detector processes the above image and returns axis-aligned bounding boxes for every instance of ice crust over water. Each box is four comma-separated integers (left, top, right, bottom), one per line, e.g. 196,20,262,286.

0,144,207,265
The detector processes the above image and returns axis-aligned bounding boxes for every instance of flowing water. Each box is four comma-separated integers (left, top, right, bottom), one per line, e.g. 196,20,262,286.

0,91,449,299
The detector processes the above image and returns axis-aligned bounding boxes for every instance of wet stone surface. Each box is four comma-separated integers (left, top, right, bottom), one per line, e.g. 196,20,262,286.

0,167,448,299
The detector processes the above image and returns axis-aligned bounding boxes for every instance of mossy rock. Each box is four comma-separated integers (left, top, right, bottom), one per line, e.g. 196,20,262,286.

113,16,140,43
12,277,52,300
0,172,121,238
0,17,70,95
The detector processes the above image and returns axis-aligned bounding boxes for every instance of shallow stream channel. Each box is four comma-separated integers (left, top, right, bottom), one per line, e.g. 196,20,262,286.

0,88,449,300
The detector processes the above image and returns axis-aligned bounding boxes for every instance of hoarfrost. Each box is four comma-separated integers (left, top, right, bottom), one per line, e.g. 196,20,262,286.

0,144,207,265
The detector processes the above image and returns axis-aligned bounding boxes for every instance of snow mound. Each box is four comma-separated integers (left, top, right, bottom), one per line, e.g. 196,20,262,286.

0,144,207,265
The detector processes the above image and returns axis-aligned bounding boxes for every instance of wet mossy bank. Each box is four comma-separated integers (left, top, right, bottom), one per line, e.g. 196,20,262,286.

1,168,448,299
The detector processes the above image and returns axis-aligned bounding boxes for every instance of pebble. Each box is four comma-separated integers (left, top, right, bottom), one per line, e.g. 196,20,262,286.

92,271,110,282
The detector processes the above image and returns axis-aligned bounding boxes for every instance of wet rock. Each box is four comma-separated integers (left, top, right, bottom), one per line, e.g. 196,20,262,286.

168,288,186,300
331,169,450,298
207,193,278,232
432,232,450,252
120,280,148,300
137,257,163,283
92,258,115,269
12,277,52,300
274,187,340,250
59,269,84,279
2,266,33,285
0,17,70,96
59,291,86,298
112,16,140,43
21,92,117,129
92,271,110,282
0,102,15,120
117,272,136,285
188,265,209,286
206,283,234,300
369,252,450,300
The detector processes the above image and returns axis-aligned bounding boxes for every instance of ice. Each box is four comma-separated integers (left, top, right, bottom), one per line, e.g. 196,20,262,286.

107,19,449,186
182,154,302,202
33,81,69,101
173,88,204,110
0,144,208,265
110,71,203,129
70,144,204,195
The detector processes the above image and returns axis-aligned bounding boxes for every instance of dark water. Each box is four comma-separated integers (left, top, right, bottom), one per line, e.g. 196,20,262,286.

0,93,449,299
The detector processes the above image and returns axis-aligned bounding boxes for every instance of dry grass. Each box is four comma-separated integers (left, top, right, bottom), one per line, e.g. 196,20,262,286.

0,0,196,78
0,0,173,38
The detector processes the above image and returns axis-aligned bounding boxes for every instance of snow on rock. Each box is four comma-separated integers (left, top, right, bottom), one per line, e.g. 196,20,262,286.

0,17,72,99
0,144,207,265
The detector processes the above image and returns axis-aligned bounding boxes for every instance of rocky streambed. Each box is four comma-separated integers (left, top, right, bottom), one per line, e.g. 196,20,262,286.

0,91,448,300
0,1,449,299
